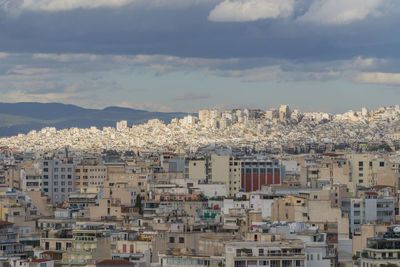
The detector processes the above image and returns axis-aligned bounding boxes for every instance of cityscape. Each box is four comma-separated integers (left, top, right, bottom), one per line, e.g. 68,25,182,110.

1,0,400,266
1,105,400,153
0,104,399,266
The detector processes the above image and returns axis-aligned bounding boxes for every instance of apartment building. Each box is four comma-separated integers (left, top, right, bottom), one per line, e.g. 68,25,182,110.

225,240,306,267
360,226,400,266
42,157,75,204
61,223,111,266
74,164,107,192
342,193,395,236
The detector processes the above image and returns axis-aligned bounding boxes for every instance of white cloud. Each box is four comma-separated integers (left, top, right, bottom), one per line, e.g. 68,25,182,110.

9,66,51,75
33,53,97,62
298,0,385,24
113,54,237,73
208,0,294,22
19,0,133,11
0,52,8,59
353,72,400,85
1,0,217,12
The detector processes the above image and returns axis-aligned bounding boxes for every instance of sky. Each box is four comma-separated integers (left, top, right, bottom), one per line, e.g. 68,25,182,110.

0,0,400,113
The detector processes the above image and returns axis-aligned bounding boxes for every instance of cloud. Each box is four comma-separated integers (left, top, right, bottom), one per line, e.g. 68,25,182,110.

298,0,386,24
209,0,294,22
0,52,8,59
118,101,174,112
173,93,210,101
1,0,218,13
353,72,400,85
113,54,237,73
17,0,133,12
8,65,51,75
32,53,97,62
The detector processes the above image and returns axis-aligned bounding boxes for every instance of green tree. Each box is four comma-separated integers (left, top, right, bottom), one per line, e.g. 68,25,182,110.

135,195,143,215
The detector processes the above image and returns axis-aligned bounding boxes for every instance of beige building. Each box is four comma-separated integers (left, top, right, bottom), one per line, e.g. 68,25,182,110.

74,164,107,192
62,223,111,266
184,159,206,181
225,240,306,267
347,153,397,189
352,224,388,257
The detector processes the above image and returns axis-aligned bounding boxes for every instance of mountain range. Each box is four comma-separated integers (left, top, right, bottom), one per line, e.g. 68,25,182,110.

0,102,191,137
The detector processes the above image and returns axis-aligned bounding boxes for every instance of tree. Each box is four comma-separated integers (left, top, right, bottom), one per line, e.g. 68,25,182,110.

135,195,143,215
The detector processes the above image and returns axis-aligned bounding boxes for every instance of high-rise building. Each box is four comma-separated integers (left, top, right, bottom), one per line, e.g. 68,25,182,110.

116,120,128,131
279,105,291,122
42,157,75,204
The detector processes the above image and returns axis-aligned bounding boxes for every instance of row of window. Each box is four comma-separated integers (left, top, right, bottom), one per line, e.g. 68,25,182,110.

358,161,385,167
76,168,106,172
43,175,72,179
43,187,73,193
43,168,73,172
234,260,304,267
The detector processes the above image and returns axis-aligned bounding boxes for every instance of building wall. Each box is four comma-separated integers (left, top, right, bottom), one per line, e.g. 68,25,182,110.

42,158,75,204
184,160,206,181
74,165,107,192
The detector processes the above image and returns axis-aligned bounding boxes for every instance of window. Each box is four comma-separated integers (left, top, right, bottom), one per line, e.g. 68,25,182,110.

359,161,363,167
234,261,246,267
54,168,58,172
61,168,65,172
169,237,175,243
380,162,385,167
56,242,62,250
179,237,184,243
54,175,58,179
258,249,264,256
61,175,66,179
43,168,49,172
259,261,269,266
54,182,58,186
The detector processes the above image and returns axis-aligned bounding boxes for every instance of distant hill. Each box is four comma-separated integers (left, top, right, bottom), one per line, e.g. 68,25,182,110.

0,102,191,137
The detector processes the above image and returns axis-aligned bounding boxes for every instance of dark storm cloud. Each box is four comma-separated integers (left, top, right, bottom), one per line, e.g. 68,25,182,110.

0,1,399,61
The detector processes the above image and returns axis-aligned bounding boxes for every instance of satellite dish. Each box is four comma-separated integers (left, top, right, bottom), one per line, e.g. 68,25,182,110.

393,226,400,233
